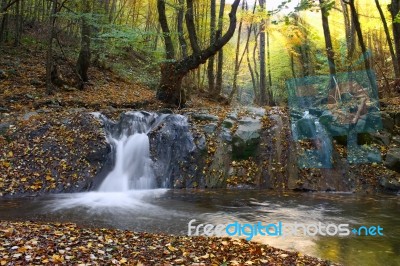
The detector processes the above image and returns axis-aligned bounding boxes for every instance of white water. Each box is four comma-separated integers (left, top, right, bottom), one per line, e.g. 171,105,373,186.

99,133,155,192
48,112,167,211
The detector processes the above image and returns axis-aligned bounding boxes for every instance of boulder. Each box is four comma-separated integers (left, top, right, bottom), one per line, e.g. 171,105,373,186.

384,148,400,172
295,117,316,139
379,176,400,191
381,112,394,133
232,117,261,160
192,113,219,122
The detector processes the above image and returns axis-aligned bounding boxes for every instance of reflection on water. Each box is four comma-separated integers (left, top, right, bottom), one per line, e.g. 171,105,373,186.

0,190,399,266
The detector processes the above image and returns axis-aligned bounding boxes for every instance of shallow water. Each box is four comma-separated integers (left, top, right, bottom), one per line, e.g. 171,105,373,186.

0,190,399,266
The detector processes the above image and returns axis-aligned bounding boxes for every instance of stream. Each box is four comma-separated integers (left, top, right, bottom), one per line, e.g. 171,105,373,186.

0,190,399,266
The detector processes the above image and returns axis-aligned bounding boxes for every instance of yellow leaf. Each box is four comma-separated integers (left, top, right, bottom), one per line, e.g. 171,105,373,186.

45,175,53,181
52,254,64,262
8,151,13,157
2,161,10,168
167,245,176,252
120,258,127,263
1,260,7,265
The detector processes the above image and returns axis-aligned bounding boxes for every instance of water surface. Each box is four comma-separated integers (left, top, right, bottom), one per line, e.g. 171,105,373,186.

0,190,399,266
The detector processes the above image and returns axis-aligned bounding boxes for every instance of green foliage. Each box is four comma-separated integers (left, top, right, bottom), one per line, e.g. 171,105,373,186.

395,11,400,23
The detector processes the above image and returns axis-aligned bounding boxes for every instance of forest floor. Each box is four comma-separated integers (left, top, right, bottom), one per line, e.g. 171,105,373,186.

0,221,341,265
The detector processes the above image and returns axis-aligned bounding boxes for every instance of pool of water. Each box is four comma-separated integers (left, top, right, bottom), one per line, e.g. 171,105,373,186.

0,190,399,266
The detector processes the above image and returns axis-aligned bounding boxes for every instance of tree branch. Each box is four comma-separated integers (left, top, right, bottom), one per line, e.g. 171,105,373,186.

176,0,241,73
185,0,201,55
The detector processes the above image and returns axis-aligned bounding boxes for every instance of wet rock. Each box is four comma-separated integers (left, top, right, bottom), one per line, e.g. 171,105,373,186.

222,118,235,129
381,112,394,133
86,144,111,164
203,123,217,135
319,110,335,125
309,107,324,117
227,112,238,120
371,132,391,146
150,114,200,188
232,117,261,160
384,148,400,172
220,128,232,143
192,113,218,122
326,123,348,137
379,176,400,191
295,117,316,139
206,138,231,188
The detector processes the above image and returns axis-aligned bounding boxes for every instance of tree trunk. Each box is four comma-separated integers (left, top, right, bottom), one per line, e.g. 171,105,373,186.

246,26,257,102
215,0,225,96
14,0,20,46
45,0,57,94
157,0,240,106
229,0,245,102
267,30,272,88
346,0,375,87
390,0,400,76
319,0,336,81
253,27,260,92
177,0,187,58
340,0,355,61
259,0,267,105
0,0,9,43
76,0,91,86
207,0,216,92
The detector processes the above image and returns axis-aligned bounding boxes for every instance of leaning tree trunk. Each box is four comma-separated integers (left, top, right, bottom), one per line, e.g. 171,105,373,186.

157,0,240,106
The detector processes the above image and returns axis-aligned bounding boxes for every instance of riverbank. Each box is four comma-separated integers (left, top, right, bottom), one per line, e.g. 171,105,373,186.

0,220,340,265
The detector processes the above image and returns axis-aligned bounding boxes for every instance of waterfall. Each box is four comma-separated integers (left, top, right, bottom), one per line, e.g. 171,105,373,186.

98,133,154,191
293,111,333,168
98,111,167,192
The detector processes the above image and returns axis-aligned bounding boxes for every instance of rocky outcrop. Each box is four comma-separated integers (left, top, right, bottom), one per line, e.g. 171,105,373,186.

2,106,400,197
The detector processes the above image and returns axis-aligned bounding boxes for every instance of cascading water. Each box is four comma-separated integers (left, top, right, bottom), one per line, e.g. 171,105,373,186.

293,111,333,168
48,111,170,210
98,133,154,191
98,112,163,192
